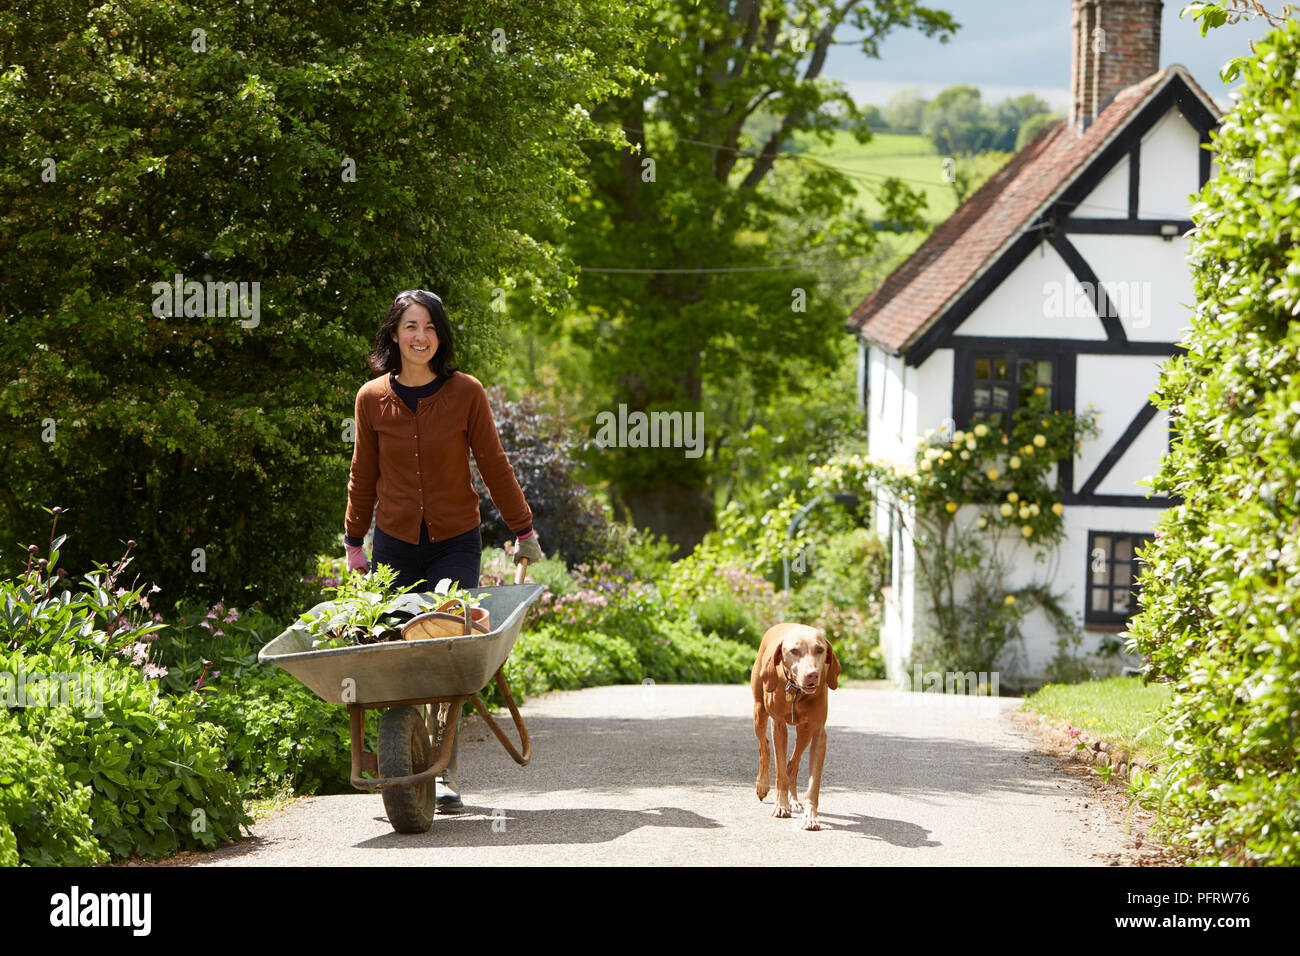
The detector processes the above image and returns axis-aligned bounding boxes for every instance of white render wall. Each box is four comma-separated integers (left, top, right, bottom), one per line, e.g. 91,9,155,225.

1073,152,1130,219
1074,352,1170,493
1137,108,1203,220
1069,233,1197,343
959,240,1109,341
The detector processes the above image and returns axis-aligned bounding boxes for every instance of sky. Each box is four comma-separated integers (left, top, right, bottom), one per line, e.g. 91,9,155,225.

820,0,1278,112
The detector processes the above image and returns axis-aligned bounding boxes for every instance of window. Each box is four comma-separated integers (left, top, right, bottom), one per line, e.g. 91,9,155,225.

969,354,1054,427
1085,531,1155,625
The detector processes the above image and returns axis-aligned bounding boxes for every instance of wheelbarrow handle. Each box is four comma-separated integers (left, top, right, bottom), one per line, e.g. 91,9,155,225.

471,667,531,766
514,556,530,585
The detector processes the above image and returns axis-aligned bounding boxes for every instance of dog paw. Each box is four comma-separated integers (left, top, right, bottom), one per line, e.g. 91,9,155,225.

756,786,770,802
801,809,821,831
771,805,791,819
789,799,804,813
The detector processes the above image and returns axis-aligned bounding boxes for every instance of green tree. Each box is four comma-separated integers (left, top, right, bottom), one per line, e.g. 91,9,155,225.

515,0,958,550
922,84,996,156
0,0,647,611
1015,112,1062,151
884,86,928,134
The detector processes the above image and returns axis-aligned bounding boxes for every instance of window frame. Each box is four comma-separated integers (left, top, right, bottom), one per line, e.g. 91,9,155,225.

1084,530,1156,626
954,349,1060,429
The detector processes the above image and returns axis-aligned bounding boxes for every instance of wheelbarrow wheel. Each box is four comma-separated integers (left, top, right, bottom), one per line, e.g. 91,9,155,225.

377,706,435,834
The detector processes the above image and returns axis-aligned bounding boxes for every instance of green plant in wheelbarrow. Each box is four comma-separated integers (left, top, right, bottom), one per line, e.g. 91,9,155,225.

300,568,489,649
300,565,418,649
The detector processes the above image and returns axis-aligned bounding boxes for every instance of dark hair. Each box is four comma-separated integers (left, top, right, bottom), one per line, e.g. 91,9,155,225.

367,289,457,377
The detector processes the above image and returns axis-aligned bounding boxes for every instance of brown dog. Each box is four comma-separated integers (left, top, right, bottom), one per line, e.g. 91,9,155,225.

751,623,840,830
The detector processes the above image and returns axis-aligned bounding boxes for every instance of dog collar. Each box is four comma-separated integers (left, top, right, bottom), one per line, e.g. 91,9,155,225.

780,663,803,723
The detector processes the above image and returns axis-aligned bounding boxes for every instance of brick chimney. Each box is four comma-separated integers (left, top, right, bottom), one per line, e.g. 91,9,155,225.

1070,0,1163,130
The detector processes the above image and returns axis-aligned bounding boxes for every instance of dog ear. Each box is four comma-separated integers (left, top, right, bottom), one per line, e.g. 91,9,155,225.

760,636,784,693
823,634,841,691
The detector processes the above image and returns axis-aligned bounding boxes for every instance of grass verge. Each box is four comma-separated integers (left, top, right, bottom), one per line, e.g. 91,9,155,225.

1022,676,1173,767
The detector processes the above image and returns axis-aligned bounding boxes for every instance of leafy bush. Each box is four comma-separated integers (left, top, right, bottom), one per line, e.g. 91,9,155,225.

1124,18,1300,865
0,711,105,867
694,592,763,646
195,668,358,797
0,523,247,862
2,645,249,862
494,625,643,702
785,528,887,678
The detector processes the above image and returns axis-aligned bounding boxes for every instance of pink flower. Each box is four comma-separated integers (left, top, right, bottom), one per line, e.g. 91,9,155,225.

142,664,168,679
224,608,239,623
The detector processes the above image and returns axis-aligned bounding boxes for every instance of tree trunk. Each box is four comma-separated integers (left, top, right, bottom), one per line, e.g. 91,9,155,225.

619,480,713,557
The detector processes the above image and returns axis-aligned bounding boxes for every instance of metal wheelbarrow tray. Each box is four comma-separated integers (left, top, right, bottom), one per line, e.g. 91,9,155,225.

258,578,544,833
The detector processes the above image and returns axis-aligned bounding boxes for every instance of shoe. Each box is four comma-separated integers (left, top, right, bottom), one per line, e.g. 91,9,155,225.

435,776,464,812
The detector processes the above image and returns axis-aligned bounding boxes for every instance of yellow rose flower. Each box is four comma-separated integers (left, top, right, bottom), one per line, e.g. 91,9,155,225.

1004,594,1016,606
977,516,988,528
1007,492,1019,503
1009,456,1021,469
960,450,971,460
1022,525,1034,537
953,430,966,444
1000,503,1013,517
1029,503,1040,516
966,438,977,450
1019,506,1030,519
974,424,989,437
945,501,957,513
1033,434,1047,448
985,467,999,481
1052,502,1065,515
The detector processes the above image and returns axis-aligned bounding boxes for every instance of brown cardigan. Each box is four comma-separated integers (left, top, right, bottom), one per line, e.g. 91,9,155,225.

345,371,532,545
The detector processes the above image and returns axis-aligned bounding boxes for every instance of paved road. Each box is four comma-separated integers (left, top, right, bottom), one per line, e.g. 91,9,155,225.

194,683,1139,866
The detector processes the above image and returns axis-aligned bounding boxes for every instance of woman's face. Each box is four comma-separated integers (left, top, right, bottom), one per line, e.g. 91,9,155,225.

391,304,439,369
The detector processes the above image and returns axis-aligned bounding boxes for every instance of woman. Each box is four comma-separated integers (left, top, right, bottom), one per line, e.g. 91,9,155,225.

344,288,543,810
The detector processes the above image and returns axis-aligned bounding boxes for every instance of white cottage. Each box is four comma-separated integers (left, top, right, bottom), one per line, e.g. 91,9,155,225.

845,0,1222,687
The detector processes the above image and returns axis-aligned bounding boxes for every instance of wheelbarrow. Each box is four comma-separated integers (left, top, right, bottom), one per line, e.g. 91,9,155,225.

258,561,543,833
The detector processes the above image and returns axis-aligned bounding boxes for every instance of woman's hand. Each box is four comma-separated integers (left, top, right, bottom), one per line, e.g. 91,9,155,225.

345,543,370,574
512,532,543,566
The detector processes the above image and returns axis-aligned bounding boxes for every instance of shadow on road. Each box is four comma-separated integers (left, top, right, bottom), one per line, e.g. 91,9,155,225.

356,805,720,849
459,712,1069,802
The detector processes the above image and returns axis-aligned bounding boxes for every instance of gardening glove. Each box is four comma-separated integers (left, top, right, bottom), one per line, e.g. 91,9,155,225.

345,543,369,574
512,530,543,566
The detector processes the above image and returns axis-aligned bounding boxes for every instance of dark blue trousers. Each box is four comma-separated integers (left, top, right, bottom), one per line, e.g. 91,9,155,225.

371,523,482,593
